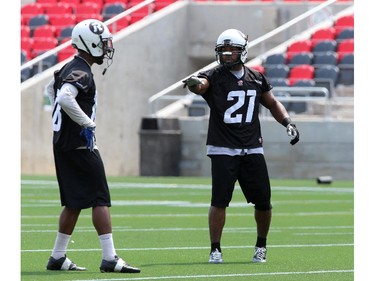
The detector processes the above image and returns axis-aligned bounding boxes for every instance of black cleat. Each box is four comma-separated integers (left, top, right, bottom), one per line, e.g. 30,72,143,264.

100,255,141,273
46,255,86,271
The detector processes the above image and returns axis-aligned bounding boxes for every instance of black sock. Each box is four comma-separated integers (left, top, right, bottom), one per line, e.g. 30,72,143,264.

211,242,221,253
255,237,267,248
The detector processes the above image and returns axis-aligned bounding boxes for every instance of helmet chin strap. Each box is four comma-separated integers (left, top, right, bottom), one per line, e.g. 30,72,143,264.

78,35,93,56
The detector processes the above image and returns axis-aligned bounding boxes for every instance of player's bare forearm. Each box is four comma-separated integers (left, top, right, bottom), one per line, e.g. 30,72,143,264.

269,100,290,125
261,91,289,125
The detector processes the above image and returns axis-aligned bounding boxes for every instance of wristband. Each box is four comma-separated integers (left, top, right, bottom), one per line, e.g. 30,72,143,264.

282,117,292,127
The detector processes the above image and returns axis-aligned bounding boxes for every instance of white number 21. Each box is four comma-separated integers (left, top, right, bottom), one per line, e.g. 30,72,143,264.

223,90,256,124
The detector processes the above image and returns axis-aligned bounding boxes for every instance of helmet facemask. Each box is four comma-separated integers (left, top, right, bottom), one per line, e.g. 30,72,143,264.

99,36,115,61
215,29,248,68
97,36,115,69
215,45,245,68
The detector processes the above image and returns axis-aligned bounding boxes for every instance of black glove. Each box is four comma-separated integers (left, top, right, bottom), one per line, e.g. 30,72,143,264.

286,123,299,145
80,127,95,151
182,76,203,88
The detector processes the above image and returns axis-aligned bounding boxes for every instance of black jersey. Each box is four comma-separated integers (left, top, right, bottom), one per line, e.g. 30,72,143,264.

198,65,273,149
52,56,97,151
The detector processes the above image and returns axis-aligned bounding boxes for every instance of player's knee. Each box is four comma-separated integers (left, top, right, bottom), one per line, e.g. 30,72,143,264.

254,202,272,211
211,201,229,208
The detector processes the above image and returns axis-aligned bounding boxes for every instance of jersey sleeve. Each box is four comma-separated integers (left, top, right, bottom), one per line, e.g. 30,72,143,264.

259,71,273,93
198,65,220,79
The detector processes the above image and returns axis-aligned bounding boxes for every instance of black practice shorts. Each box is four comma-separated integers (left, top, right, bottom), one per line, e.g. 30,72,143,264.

53,147,111,209
209,154,271,208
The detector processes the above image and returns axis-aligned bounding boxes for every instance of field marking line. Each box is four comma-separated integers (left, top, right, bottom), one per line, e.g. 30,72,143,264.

21,243,353,253
21,179,353,193
67,269,354,281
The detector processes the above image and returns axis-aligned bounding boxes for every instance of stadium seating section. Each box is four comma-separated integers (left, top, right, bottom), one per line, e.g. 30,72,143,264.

259,11,354,96
21,0,179,81
21,0,354,94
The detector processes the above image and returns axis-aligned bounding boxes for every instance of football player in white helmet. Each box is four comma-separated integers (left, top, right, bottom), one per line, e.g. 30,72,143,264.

71,18,115,73
45,19,140,274
183,28,300,265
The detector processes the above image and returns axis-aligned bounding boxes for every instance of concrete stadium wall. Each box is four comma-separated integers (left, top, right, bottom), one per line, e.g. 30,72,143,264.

177,117,353,180
20,1,353,178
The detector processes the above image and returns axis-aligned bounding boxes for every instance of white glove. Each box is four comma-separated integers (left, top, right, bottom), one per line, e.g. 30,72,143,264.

286,123,300,145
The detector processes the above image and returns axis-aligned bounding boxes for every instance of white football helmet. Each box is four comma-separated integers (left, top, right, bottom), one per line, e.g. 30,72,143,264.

71,19,114,60
215,29,248,67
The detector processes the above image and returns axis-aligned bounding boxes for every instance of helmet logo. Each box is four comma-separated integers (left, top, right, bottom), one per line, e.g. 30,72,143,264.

89,22,105,35
223,39,232,45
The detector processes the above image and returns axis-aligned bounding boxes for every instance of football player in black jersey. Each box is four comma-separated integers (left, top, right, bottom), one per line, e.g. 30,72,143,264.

44,19,140,273
183,29,299,264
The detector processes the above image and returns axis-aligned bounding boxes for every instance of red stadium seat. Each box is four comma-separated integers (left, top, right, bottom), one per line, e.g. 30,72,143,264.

286,39,312,60
44,3,74,18
75,2,102,20
337,38,354,60
21,3,45,15
288,64,314,85
335,14,354,28
128,0,147,6
107,16,130,33
21,25,31,38
61,0,81,12
49,14,77,35
104,0,129,5
58,42,77,62
153,0,178,11
79,0,104,11
75,14,103,24
21,3,45,24
334,14,354,34
21,37,34,60
128,6,153,24
31,37,59,58
62,0,82,4
310,27,336,43
36,0,58,3
33,25,57,39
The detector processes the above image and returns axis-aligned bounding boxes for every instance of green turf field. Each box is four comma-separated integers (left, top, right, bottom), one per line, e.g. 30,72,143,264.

21,175,354,281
